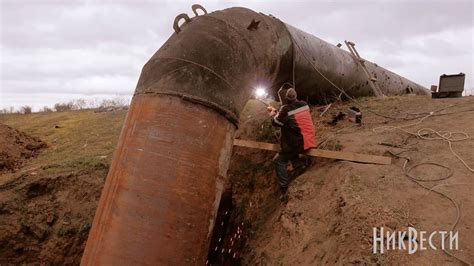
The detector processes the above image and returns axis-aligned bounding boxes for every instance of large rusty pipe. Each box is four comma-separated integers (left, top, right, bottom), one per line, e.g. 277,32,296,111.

82,6,428,265
285,24,429,100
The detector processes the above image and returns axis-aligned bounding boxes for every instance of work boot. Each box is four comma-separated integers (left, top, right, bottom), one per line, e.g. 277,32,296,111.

279,186,289,203
290,165,307,180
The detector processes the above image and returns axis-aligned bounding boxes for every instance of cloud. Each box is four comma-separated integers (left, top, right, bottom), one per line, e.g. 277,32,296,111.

1,0,473,110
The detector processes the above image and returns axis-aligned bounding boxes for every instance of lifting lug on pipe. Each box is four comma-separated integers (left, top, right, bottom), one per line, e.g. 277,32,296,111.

173,13,191,33
192,4,208,16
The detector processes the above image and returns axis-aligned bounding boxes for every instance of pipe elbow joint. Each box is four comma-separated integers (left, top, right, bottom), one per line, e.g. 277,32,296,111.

134,7,293,126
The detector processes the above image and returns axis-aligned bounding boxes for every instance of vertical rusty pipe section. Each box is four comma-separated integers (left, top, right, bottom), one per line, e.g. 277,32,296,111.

81,95,235,264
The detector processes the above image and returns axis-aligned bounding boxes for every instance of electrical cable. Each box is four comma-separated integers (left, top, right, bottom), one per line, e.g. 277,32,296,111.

399,157,471,265
372,108,473,265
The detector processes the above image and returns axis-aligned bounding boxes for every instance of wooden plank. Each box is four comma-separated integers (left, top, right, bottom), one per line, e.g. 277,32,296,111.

234,139,280,151
233,139,391,165
306,149,391,165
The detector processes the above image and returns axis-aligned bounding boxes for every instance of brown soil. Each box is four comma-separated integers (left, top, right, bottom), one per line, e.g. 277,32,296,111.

0,124,107,264
0,124,46,173
0,110,123,265
217,96,474,265
1,96,473,265
0,168,106,264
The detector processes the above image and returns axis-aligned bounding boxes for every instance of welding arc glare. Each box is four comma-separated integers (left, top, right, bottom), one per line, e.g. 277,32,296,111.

253,87,270,107
255,87,267,98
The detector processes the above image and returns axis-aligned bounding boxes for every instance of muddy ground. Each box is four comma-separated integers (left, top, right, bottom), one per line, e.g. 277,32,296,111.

0,96,473,265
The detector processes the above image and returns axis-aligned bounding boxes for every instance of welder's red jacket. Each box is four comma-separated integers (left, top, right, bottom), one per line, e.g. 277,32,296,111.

272,100,315,154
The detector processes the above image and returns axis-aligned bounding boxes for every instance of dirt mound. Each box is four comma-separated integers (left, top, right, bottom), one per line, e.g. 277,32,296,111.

0,124,46,173
0,168,106,264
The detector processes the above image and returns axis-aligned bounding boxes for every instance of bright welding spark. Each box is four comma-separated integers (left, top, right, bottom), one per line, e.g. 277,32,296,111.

255,87,267,98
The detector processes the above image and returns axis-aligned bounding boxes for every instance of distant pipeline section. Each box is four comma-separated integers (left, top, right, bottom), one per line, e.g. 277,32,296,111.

81,5,429,265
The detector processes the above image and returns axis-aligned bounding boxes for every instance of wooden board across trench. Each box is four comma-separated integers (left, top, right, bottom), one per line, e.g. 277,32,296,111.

233,139,391,165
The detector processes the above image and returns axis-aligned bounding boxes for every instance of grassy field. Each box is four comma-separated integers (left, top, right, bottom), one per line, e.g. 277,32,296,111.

0,110,126,174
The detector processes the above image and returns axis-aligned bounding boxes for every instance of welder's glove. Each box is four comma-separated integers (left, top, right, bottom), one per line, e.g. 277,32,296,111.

267,106,277,117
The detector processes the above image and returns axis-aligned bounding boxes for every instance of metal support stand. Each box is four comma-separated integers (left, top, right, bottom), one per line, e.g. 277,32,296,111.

345,40,385,97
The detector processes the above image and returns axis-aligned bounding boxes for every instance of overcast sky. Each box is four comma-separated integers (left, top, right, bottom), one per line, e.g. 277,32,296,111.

1,0,473,111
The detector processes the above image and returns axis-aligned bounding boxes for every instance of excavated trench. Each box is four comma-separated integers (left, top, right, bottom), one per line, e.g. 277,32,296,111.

206,190,240,265
206,134,281,265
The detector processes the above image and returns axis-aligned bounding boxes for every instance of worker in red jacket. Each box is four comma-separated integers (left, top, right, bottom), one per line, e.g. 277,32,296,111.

268,88,315,194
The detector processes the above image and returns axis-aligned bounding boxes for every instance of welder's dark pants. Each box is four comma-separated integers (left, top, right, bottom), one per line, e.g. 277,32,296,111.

273,152,305,189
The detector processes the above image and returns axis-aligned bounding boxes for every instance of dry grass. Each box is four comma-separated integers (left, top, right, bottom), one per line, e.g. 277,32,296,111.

0,110,126,174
